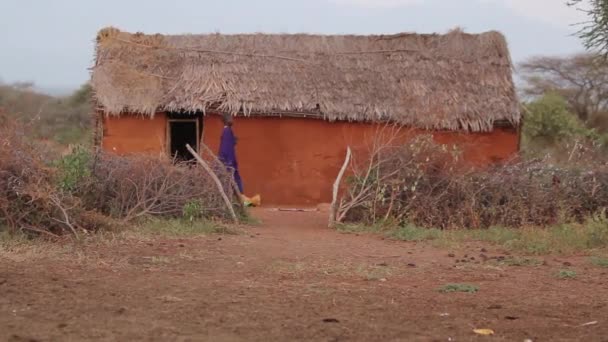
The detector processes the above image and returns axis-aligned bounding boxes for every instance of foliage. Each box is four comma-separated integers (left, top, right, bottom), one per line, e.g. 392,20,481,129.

388,224,442,242
520,92,608,159
590,256,608,267
135,217,235,237
0,113,242,238
342,217,608,255
556,269,577,279
339,133,608,230
182,200,204,222
519,54,608,126
55,146,91,192
495,257,543,267
0,112,109,237
585,211,608,248
523,93,590,143
569,0,608,56
438,283,479,293
0,82,92,145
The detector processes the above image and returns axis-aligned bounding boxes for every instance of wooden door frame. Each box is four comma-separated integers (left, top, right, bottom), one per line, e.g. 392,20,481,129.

166,118,201,157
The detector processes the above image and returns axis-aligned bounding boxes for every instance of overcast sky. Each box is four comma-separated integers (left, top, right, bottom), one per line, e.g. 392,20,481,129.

0,0,589,92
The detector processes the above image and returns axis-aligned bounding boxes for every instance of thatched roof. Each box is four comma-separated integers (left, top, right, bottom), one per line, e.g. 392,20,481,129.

91,27,520,132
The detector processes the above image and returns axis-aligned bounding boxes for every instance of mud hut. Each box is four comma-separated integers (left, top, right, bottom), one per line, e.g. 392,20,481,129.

91,27,521,205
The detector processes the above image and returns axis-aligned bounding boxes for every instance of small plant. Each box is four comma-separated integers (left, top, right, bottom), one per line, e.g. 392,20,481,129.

337,221,389,234
389,224,441,242
149,256,170,264
556,269,577,279
590,256,608,268
238,209,262,225
55,145,91,192
182,200,203,222
585,212,608,249
439,283,479,293
136,218,236,237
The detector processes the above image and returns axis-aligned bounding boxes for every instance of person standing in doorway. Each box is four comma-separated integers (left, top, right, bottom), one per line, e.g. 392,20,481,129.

218,115,244,194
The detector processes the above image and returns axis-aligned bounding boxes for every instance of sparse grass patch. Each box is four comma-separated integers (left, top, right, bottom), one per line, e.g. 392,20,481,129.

134,218,238,237
0,230,72,262
239,210,262,226
439,283,479,293
495,257,543,267
464,226,522,245
389,224,442,242
340,217,608,256
356,264,392,281
0,229,30,247
556,269,577,279
590,256,608,268
336,222,388,234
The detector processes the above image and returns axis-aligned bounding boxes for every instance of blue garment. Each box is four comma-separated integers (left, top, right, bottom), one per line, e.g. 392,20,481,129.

218,126,243,193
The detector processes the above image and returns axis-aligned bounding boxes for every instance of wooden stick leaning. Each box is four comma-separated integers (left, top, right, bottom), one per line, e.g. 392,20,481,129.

199,143,246,213
329,146,352,228
186,144,239,223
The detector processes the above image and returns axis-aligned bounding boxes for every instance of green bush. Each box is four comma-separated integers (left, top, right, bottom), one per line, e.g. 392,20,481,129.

556,269,577,279
523,93,588,143
182,200,203,222
439,283,479,293
522,93,608,158
55,146,91,192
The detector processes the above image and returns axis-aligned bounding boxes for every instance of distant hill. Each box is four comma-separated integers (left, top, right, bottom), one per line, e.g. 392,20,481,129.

0,83,92,145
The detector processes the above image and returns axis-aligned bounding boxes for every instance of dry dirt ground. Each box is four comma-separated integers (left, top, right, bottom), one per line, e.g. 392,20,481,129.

2,208,608,342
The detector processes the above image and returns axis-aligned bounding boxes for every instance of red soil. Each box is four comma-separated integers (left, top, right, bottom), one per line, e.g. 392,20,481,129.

1,209,607,341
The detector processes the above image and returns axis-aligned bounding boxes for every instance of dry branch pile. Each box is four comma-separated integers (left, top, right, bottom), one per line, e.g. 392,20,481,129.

80,153,239,222
0,114,108,236
338,135,608,229
0,113,241,237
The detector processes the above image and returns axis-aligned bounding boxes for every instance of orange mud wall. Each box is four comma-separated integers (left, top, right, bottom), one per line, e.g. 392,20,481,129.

203,115,519,206
101,113,167,155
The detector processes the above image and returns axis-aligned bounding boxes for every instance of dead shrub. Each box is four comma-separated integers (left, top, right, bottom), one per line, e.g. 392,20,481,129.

0,112,241,237
0,113,108,237
338,134,608,229
79,152,241,222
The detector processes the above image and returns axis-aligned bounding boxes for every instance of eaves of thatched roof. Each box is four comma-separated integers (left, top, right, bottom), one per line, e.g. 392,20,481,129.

91,27,520,132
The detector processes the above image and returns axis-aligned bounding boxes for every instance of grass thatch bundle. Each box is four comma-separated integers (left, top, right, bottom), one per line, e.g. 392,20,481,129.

91,27,520,132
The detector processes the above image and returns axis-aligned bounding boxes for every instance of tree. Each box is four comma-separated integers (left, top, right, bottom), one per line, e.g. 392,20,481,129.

569,0,608,55
523,93,588,144
68,83,92,106
519,54,608,124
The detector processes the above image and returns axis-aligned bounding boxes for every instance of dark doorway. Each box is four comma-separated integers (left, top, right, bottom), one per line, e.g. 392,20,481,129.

169,120,198,161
